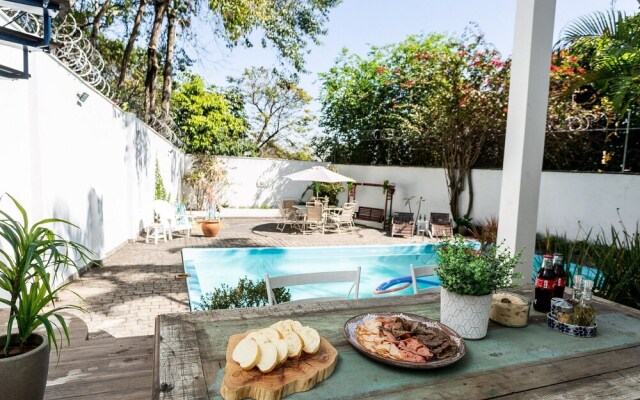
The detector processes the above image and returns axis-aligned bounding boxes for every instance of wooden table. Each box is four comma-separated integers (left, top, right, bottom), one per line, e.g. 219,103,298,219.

154,287,640,399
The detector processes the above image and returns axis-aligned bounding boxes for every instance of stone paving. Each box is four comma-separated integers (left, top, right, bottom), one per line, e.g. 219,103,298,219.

57,218,433,339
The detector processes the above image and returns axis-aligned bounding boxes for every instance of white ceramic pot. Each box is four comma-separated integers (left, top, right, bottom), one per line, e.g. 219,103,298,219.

440,287,493,339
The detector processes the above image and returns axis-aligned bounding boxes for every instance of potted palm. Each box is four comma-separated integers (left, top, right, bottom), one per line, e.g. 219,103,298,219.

435,235,521,339
183,155,229,237
0,194,93,400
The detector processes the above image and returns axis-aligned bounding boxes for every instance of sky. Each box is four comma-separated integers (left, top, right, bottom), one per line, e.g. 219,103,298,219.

190,0,639,129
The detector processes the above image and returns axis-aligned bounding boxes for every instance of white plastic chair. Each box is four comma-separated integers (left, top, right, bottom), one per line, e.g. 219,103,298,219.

264,267,361,306
409,264,440,294
152,200,192,239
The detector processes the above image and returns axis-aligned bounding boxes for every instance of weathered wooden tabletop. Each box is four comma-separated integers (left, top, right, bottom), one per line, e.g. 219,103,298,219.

154,286,640,399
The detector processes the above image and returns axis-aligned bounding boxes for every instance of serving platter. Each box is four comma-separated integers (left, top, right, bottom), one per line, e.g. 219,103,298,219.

344,312,466,369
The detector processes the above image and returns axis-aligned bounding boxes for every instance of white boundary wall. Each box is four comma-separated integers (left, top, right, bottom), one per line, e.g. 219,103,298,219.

0,45,184,278
214,157,640,239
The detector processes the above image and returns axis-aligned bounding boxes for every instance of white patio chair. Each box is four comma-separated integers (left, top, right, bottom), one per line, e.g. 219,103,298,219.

153,200,193,239
302,204,325,234
409,264,440,294
264,267,361,306
276,203,301,232
326,202,357,233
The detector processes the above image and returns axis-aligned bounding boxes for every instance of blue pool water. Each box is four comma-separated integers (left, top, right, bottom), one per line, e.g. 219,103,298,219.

182,244,439,310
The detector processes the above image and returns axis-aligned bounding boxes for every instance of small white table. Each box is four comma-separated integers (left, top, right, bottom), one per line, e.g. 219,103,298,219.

145,223,167,244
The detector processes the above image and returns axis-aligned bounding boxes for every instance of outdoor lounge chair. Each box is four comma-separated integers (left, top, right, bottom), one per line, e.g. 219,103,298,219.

428,212,453,239
152,200,193,239
391,212,414,237
409,264,440,294
264,267,361,305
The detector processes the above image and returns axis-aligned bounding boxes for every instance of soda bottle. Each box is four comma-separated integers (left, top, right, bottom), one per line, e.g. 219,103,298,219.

552,253,566,298
534,254,556,313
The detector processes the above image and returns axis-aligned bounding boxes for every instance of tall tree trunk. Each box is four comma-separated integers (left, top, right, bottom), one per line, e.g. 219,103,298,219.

160,2,177,117
117,0,148,91
90,0,112,48
144,0,168,123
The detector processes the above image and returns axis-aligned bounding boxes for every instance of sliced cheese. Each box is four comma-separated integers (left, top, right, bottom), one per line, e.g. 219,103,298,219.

232,338,260,370
256,341,278,373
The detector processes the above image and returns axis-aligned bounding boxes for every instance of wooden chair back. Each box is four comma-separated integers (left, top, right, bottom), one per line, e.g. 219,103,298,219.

265,267,361,305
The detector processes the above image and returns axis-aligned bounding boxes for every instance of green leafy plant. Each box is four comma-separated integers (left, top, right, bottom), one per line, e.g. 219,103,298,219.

0,194,94,357
436,235,522,296
197,277,291,310
154,160,170,201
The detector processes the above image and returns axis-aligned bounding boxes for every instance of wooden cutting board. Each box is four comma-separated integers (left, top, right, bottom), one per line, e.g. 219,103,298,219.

220,332,338,400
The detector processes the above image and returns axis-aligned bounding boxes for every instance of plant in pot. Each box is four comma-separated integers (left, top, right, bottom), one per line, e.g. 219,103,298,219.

183,155,229,237
0,194,93,400
435,235,521,339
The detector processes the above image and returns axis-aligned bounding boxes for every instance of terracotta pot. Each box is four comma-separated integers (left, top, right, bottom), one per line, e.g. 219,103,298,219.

440,287,492,340
200,220,221,237
0,332,50,400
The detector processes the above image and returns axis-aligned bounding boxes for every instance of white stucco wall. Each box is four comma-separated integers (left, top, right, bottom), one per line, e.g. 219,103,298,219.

208,157,640,240
0,45,184,281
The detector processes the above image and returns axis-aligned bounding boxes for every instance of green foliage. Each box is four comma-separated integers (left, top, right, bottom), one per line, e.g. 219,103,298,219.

435,236,522,296
208,0,341,72
0,194,94,357
171,74,254,155
316,30,509,169
538,221,640,310
229,67,315,159
557,11,640,116
197,277,291,309
154,160,170,201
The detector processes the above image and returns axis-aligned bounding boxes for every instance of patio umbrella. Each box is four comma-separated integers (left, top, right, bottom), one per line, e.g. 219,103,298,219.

284,166,355,197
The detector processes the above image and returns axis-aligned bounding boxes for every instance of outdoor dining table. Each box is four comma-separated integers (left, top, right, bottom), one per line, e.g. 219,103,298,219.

153,285,640,399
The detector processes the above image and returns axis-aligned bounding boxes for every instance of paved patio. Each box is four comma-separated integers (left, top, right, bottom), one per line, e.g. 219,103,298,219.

57,218,433,339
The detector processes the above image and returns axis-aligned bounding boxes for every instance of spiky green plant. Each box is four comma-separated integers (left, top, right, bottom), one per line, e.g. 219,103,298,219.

0,194,94,357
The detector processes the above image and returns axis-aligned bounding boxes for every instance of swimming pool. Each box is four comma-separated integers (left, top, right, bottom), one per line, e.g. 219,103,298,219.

182,244,439,310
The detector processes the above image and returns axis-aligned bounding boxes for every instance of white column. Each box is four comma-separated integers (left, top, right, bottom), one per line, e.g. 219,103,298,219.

497,0,556,282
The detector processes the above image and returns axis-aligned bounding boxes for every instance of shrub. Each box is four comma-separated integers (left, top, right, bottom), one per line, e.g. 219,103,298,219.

198,277,291,310
436,235,522,296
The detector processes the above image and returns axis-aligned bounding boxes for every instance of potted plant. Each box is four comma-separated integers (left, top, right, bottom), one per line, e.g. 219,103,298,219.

183,155,229,237
0,194,93,400
435,235,521,339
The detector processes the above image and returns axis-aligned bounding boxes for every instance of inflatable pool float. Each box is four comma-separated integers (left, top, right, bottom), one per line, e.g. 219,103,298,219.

373,276,439,295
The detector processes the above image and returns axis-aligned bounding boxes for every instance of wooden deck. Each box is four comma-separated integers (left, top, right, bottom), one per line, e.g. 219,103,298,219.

155,286,640,399
0,311,154,399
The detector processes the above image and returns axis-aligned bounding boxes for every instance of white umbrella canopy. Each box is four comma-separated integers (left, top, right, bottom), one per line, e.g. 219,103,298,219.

284,166,355,198
284,166,355,183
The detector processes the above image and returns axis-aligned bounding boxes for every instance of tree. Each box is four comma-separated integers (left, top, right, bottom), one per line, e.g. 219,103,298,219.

557,11,640,116
171,74,252,155
229,67,315,158
317,31,510,221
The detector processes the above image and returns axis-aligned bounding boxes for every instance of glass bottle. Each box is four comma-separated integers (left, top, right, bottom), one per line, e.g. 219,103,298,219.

534,254,555,313
573,279,596,327
568,275,584,306
552,253,566,298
